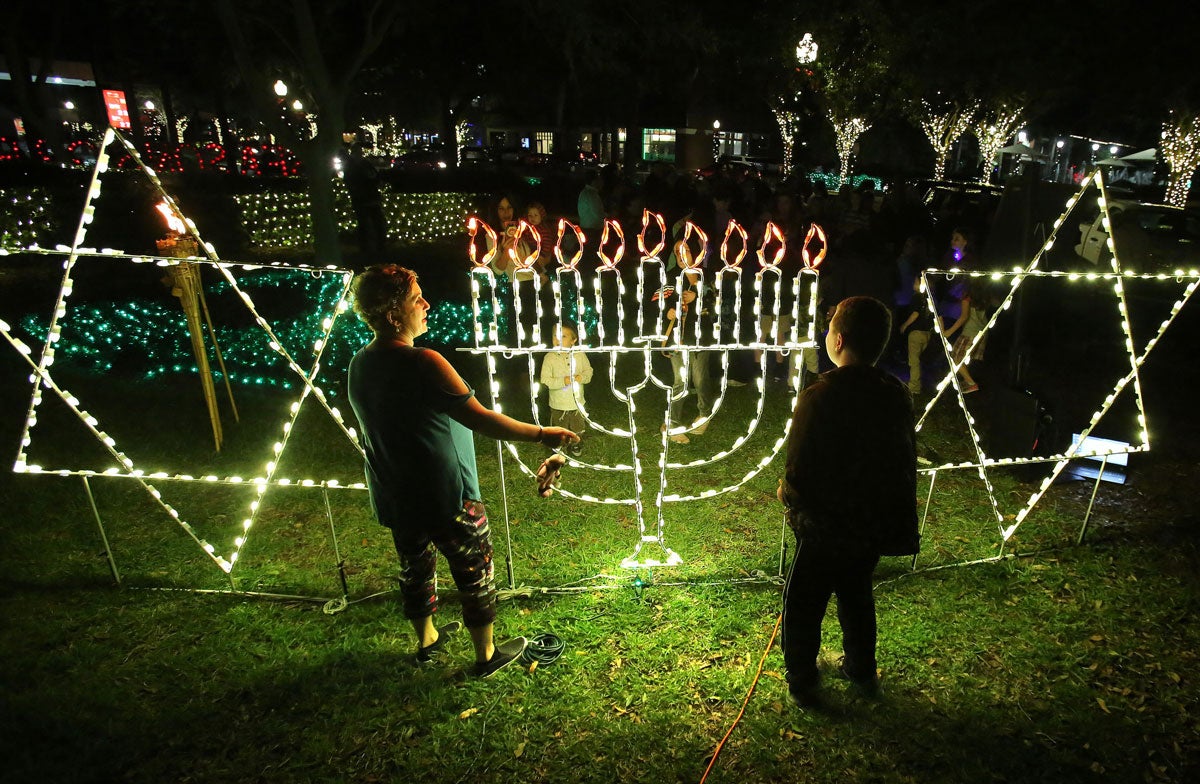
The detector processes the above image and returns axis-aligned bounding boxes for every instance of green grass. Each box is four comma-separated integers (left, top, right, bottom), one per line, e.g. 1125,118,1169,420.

3,285,1200,782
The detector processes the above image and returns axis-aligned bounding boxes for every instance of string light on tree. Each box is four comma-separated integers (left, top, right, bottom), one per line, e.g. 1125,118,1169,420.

1161,111,1200,207
827,110,871,188
771,107,800,174
917,99,978,181
972,103,1024,185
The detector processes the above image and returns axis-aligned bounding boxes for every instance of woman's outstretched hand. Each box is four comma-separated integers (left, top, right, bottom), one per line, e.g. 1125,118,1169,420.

539,427,578,450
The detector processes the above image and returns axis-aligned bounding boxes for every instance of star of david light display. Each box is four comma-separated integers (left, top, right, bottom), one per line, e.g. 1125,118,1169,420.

909,170,1198,558
0,127,367,588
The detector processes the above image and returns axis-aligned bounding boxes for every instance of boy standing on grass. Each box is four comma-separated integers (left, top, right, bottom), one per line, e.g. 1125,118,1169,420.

777,296,919,707
540,323,592,457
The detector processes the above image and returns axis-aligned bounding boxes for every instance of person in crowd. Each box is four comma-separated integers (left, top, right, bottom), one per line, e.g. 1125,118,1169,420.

892,235,927,313
660,274,716,444
347,264,578,677
488,193,522,278
341,143,386,263
942,226,978,269
577,169,606,269
937,228,980,394
524,202,557,268
755,192,807,386
778,296,919,708
540,322,592,457
898,275,935,395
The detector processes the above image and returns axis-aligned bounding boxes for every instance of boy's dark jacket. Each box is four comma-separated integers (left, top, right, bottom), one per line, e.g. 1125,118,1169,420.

782,363,920,556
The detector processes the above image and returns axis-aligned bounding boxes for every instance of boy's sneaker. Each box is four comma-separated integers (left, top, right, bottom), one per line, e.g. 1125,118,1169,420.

837,662,883,699
473,637,528,678
415,620,463,664
787,685,823,710
689,417,708,435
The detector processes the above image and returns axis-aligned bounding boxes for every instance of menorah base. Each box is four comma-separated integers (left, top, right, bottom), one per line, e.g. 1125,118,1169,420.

620,539,683,569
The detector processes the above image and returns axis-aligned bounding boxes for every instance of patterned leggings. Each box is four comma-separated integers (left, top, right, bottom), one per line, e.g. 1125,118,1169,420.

390,500,497,628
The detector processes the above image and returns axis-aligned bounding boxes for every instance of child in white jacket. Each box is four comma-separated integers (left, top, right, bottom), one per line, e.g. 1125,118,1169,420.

540,323,592,456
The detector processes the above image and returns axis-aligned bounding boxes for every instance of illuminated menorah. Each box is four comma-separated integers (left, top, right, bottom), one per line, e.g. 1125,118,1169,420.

464,211,826,568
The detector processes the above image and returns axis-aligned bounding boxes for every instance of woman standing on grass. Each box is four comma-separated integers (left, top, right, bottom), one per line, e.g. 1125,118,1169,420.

347,264,577,677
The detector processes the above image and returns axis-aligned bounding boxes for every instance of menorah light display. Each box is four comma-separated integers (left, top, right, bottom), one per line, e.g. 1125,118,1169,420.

464,211,826,568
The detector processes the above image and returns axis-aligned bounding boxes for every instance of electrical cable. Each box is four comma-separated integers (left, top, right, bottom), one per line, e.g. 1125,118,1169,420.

698,612,782,784
521,632,566,665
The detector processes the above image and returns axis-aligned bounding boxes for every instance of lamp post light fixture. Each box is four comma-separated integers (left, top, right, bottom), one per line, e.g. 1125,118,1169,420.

796,33,818,64
292,99,304,112
274,80,288,97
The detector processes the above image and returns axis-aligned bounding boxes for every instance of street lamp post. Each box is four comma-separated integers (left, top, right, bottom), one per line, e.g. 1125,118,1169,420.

712,120,721,160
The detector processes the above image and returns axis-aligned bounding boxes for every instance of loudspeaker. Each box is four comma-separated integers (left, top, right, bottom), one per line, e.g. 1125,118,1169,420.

988,386,1043,458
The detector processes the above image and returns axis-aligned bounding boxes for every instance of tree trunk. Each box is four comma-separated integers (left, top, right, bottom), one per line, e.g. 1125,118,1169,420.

307,157,342,264
305,110,346,266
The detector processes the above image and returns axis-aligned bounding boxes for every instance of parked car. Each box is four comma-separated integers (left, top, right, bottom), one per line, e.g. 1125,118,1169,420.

1074,200,1200,271
459,146,494,165
391,147,449,170
696,159,761,180
917,179,1004,216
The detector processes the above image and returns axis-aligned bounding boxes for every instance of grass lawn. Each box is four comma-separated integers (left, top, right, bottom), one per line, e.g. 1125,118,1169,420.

1,245,1199,783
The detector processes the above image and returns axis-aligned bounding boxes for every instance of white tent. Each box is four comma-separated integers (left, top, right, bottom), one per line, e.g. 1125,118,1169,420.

1097,157,1133,167
1120,148,1157,162
996,143,1038,159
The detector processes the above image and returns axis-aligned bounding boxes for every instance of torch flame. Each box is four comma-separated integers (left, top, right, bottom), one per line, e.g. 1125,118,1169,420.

156,201,186,235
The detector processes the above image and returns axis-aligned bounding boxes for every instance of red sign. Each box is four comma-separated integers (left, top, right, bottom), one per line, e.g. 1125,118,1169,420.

102,89,131,129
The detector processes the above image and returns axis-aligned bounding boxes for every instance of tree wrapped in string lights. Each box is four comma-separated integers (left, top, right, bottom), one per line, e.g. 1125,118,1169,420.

464,211,826,568
771,106,801,175
828,110,871,188
916,99,978,181
1161,111,1200,208
972,102,1023,184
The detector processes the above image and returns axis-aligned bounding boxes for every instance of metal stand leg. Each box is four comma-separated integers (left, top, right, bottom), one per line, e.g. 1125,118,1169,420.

81,476,121,586
913,470,937,572
1076,456,1109,545
778,511,788,578
496,439,516,588
322,487,350,614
